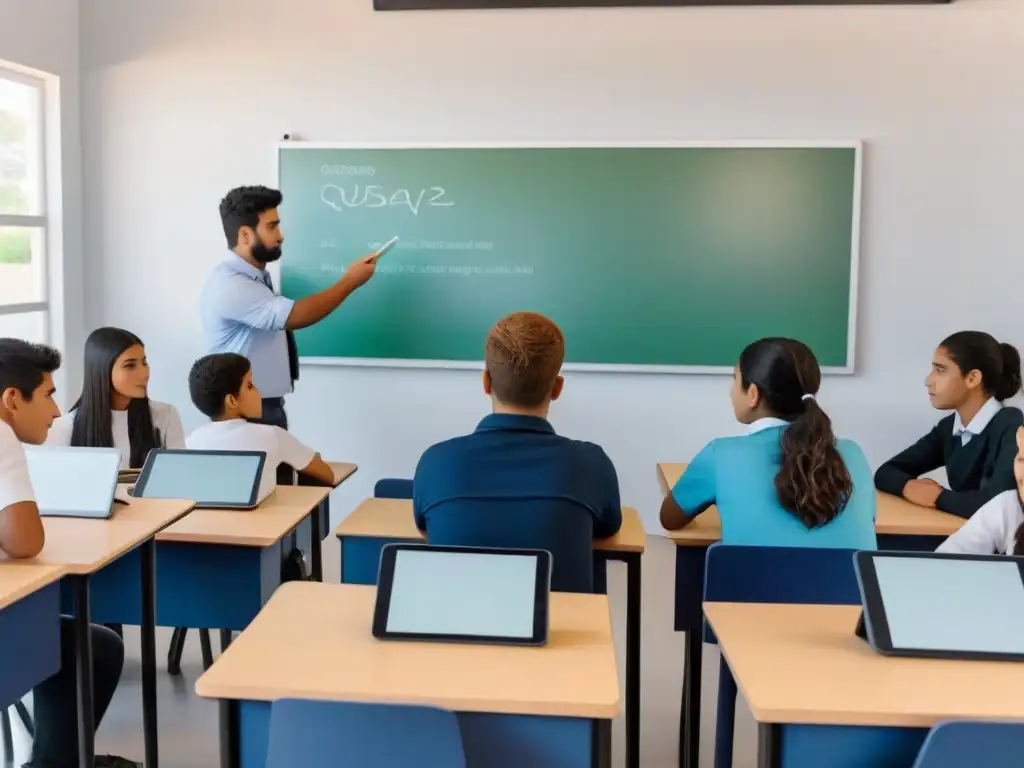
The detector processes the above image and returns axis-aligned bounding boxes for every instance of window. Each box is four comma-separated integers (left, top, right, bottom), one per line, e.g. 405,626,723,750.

0,66,49,341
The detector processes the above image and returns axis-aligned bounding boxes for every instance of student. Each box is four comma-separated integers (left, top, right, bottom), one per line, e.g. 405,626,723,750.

186,352,335,500
937,427,1024,555
0,338,137,768
412,311,622,593
47,327,185,469
660,337,876,549
874,331,1023,518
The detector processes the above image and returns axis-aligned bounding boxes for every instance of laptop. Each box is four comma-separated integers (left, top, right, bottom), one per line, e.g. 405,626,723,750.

854,550,1024,662
372,543,552,647
132,449,268,509
24,446,122,519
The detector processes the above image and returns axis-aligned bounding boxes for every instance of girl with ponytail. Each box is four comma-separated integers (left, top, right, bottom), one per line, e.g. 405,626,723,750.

875,331,1023,519
660,338,876,549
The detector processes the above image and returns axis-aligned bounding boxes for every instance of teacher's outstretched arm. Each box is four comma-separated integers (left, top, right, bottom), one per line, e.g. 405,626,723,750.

286,254,378,330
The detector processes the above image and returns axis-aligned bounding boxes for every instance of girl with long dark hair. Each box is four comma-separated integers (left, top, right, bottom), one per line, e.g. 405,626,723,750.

660,337,876,549
875,331,1023,518
47,327,184,468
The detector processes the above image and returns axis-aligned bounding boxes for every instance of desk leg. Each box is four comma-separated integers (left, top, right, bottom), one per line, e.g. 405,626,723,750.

310,504,323,582
72,576,95,768
140,538,159,768
757,723,781,768
680,630,702,768
220,699,240,768
624,552,642,768
592,719,612,768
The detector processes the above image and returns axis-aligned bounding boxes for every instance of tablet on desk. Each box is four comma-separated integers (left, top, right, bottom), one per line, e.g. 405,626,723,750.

373,543,552,647
133,449,268,509
854,550,1024,662
24,446,122,519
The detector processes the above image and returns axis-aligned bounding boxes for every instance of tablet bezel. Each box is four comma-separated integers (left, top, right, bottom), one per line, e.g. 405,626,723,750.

133,449,268,509
854,549,1024,662
372,543,551,646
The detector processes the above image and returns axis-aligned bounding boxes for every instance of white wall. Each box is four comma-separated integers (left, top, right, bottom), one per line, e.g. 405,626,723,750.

0,0,84,401
79,0,1024,530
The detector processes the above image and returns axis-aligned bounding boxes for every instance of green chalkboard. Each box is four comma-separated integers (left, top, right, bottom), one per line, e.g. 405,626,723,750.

277,143,860,372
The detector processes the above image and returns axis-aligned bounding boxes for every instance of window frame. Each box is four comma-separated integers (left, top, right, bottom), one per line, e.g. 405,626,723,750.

0,63,50,339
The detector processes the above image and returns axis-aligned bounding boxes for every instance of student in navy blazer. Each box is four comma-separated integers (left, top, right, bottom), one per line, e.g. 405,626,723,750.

660,338,877,550
413,312,622,593
875,331,1023,519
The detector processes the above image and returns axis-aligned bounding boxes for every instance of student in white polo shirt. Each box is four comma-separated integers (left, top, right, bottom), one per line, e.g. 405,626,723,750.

0,338,138,768
186,352,335,502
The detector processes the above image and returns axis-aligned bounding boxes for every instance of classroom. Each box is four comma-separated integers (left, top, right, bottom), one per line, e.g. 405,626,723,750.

1,0,1023,766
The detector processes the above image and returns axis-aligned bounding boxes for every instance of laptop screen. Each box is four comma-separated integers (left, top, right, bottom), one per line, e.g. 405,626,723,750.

873,555,1024,655
24,446,121,516
385,548,540,639
138,452,263,505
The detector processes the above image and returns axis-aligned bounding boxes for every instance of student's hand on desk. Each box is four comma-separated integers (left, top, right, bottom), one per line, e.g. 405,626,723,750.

903,479,943,508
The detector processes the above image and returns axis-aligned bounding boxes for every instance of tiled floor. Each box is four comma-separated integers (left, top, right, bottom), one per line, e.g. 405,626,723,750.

4,536,761,767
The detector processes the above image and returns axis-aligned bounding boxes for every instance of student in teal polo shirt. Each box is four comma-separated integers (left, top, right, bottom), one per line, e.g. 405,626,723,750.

660,337,876,549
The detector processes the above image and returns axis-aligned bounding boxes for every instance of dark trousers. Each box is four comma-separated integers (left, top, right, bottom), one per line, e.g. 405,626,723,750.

28,619,124,768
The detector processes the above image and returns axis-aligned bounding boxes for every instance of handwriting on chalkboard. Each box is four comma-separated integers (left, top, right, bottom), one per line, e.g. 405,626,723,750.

320,184,453,215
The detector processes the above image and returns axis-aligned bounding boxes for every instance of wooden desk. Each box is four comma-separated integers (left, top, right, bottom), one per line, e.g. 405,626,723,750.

656,461,966,768
704,602,1024,767
159,486,331,547
336,497,646,553
14,498,195,572
197,582,619,768
29,498,194,768
0,563,64,712
335,497,647,768
0,563,65,609
328,461,358,487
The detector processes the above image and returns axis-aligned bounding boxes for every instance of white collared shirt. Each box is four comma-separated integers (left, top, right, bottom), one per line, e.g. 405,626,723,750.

937,490,1022,555
200,253,295,399
952,398,1002,446
747,417,790,434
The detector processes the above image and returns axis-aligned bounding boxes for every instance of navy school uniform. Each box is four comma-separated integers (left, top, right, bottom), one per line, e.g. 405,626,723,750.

874,399,1024,519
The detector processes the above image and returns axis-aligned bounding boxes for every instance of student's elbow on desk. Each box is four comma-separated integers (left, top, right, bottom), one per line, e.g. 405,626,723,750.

659,493,695,531
300,454,336,486
0,502,46,559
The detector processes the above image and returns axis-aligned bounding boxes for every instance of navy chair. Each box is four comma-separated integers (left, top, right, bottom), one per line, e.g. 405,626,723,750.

911,721,1024,767
374,478,414,499
426,500,596,593
703,544,862,768
266,699,466,768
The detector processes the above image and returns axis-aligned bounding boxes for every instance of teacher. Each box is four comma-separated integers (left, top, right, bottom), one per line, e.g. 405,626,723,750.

200,185,376,431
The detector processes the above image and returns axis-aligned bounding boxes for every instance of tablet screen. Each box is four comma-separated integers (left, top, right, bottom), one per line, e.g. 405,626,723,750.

385,549,539,639
873,556,1024,655
138,452,263,505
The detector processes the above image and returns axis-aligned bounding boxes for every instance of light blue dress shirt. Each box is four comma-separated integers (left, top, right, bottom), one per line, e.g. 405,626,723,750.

672,418,877,550
199,253,295,399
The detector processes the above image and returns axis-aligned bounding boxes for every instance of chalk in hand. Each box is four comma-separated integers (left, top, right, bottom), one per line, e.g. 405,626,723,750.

375,236,400,258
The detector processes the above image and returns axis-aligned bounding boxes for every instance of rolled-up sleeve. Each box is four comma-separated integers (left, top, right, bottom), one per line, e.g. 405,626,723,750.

213,274,294,332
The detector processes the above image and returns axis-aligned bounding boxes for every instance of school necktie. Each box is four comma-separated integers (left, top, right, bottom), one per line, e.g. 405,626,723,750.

261,271,300,385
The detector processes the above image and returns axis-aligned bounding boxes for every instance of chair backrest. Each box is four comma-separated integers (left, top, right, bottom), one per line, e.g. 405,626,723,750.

911,721,1024,768
425,499,596,593
374,478,414,499
266,699,466,768
703,543,862,642
704,543,862,604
